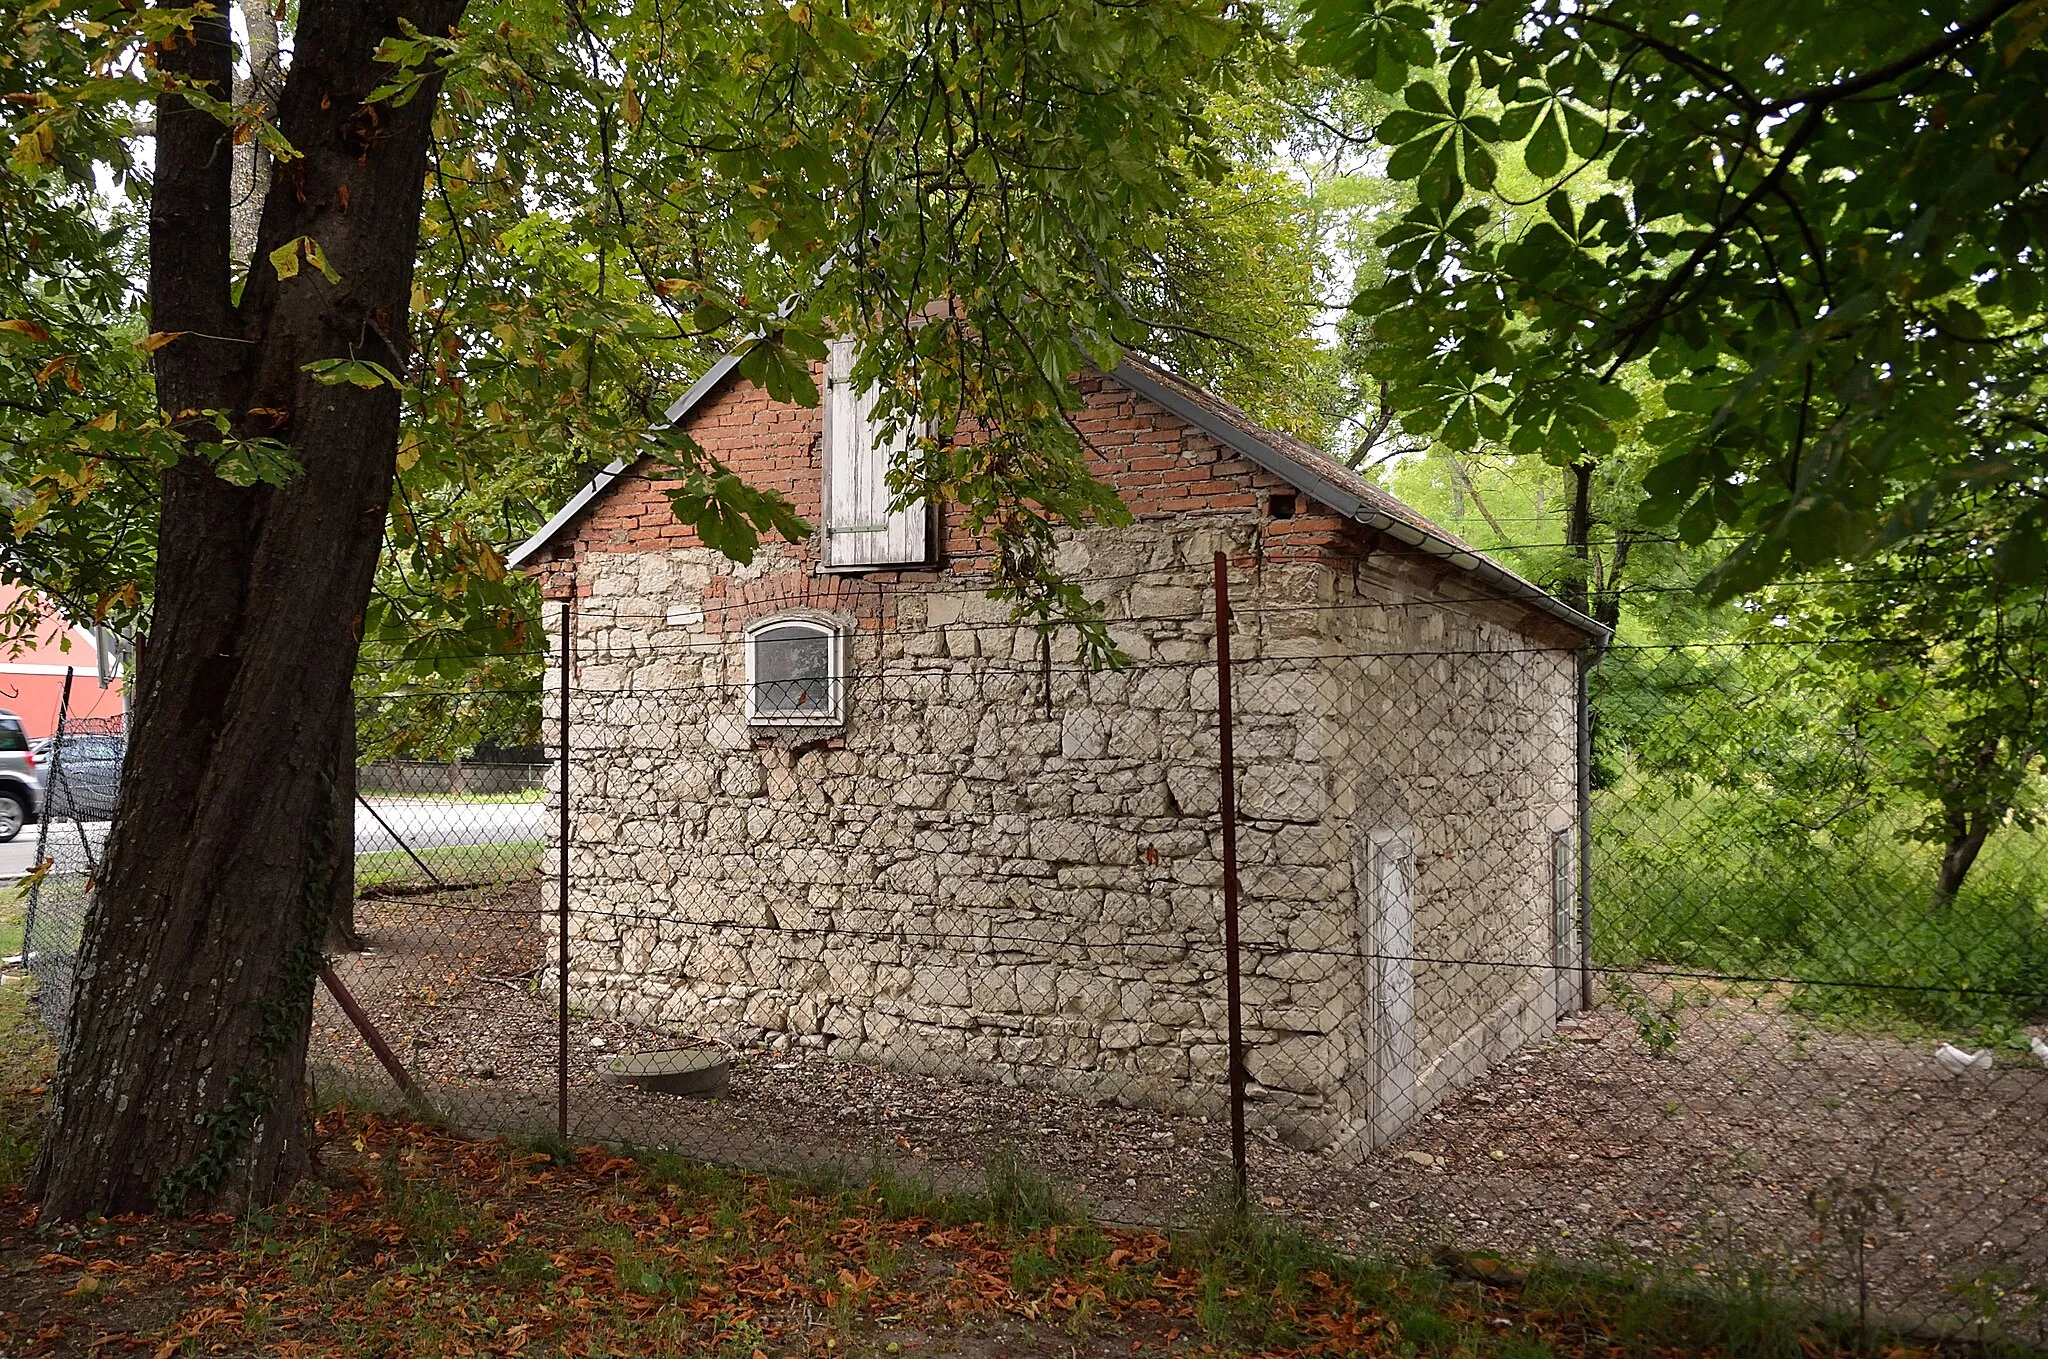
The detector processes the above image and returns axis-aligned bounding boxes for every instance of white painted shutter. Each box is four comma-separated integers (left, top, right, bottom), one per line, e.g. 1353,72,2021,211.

821,339,929,570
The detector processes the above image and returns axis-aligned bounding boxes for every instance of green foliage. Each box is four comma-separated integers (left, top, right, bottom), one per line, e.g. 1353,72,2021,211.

383,1162,492,1263
1592,633,2048,1035
1593,780,2048,1038
0,0,175,629
367,0,1261,664
337,0,1328,743
1179,1204,1336,1347
1583,531,2048,1032
522,1130,577,1168
1300,0,2048,597
0,0,1381,734
1748,530,2048,898
1122,60,1372,449
6,0,1286,705
1609,977,1683,1057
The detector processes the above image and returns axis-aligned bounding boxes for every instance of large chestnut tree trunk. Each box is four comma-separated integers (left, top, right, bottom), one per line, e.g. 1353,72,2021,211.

29,0,464,1218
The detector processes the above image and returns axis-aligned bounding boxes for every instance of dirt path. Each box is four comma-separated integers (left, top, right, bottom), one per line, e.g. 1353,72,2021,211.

313,887,2048,1335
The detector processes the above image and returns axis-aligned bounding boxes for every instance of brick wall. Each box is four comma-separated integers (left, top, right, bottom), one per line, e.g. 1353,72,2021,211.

532,370,1360,603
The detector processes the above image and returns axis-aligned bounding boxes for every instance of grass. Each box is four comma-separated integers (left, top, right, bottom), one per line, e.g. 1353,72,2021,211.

0,888,51,1193
0,882,23,960
0,779,2037,1350
1,895,2035,1358
7,1106,2005,1358
1595,782,2048,1043
353,839,542,890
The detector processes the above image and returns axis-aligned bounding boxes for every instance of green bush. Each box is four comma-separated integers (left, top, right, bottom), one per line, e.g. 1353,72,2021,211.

1595,782,2048,1038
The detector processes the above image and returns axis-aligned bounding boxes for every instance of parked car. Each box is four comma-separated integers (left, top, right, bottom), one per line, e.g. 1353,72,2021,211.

41,732,124,822
0,711,41,842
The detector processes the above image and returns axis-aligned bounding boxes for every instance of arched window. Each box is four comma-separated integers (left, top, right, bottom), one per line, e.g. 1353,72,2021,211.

743,617,844,726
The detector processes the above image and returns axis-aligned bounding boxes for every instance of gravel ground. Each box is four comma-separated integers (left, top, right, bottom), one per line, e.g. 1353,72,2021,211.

313,883,2048,1334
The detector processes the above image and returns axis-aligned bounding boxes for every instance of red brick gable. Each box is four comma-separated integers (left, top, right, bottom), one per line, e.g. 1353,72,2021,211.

526,366,1354,600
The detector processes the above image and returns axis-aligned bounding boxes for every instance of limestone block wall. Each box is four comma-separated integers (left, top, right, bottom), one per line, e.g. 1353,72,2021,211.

1308,554,1581,1155
540,521,1582,1153
546,522,1370,1140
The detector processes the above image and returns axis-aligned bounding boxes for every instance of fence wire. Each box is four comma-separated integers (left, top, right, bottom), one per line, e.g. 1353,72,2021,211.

12,563,2047,1340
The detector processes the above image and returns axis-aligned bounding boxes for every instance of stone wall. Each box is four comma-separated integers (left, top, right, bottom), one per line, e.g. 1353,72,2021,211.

1309,548,1580,1155
553,524,1254,1127
529,360,1587,1155
543,521,1580,1154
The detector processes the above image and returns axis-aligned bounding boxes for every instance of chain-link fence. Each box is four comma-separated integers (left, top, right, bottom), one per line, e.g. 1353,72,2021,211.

20,726,551,1043
16,691,118,1034
14,559,2047,1339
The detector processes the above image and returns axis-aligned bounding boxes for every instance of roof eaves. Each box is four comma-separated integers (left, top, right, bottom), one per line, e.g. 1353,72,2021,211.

1107,360,1608,642
505,350,748,570
1353,508,1607,641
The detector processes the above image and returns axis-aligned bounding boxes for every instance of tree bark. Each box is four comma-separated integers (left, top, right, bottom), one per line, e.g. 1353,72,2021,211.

1935,816,1992,904
1446,453,1510,541
30,0,464,1219
327,706,364,953
1595,531,1632,634
228,0,283,273
1931,740,2005,905
1563,459,1594,618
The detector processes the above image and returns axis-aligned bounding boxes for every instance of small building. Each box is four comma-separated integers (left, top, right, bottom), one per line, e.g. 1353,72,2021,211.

512,348,1601,1155
0,586,126,739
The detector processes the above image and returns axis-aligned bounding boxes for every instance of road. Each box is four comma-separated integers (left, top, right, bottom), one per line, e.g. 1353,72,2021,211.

0,797,550,880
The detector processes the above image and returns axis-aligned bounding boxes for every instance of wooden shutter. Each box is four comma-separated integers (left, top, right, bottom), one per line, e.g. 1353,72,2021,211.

821,339,929,570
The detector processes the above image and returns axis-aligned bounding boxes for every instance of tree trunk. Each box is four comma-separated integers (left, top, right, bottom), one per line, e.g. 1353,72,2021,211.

228,0,283,273
327,706,364,953
1931,739,2004,907
1562,459,1594,618
1935,816,1992,904
1595,531,1632,634
30,0,464,1219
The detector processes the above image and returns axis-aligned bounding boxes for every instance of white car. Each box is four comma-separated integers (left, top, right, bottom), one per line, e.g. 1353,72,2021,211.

0,711,43,842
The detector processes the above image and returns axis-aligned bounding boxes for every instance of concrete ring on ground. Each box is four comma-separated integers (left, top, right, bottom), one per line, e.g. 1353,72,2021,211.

602,1049,731,1098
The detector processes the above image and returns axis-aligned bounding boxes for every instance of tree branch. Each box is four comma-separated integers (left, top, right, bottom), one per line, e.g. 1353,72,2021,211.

1603,100,1829,374
1763,0,2029,113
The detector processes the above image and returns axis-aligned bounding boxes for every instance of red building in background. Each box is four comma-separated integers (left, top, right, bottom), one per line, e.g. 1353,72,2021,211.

0,587,126,740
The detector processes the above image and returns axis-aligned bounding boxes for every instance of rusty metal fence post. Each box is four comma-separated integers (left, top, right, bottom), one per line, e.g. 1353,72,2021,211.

1212,551,1248,1202
557,595,572,1139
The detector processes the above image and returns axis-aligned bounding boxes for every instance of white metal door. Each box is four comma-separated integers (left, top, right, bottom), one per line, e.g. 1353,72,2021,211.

1551,829,1579,1016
